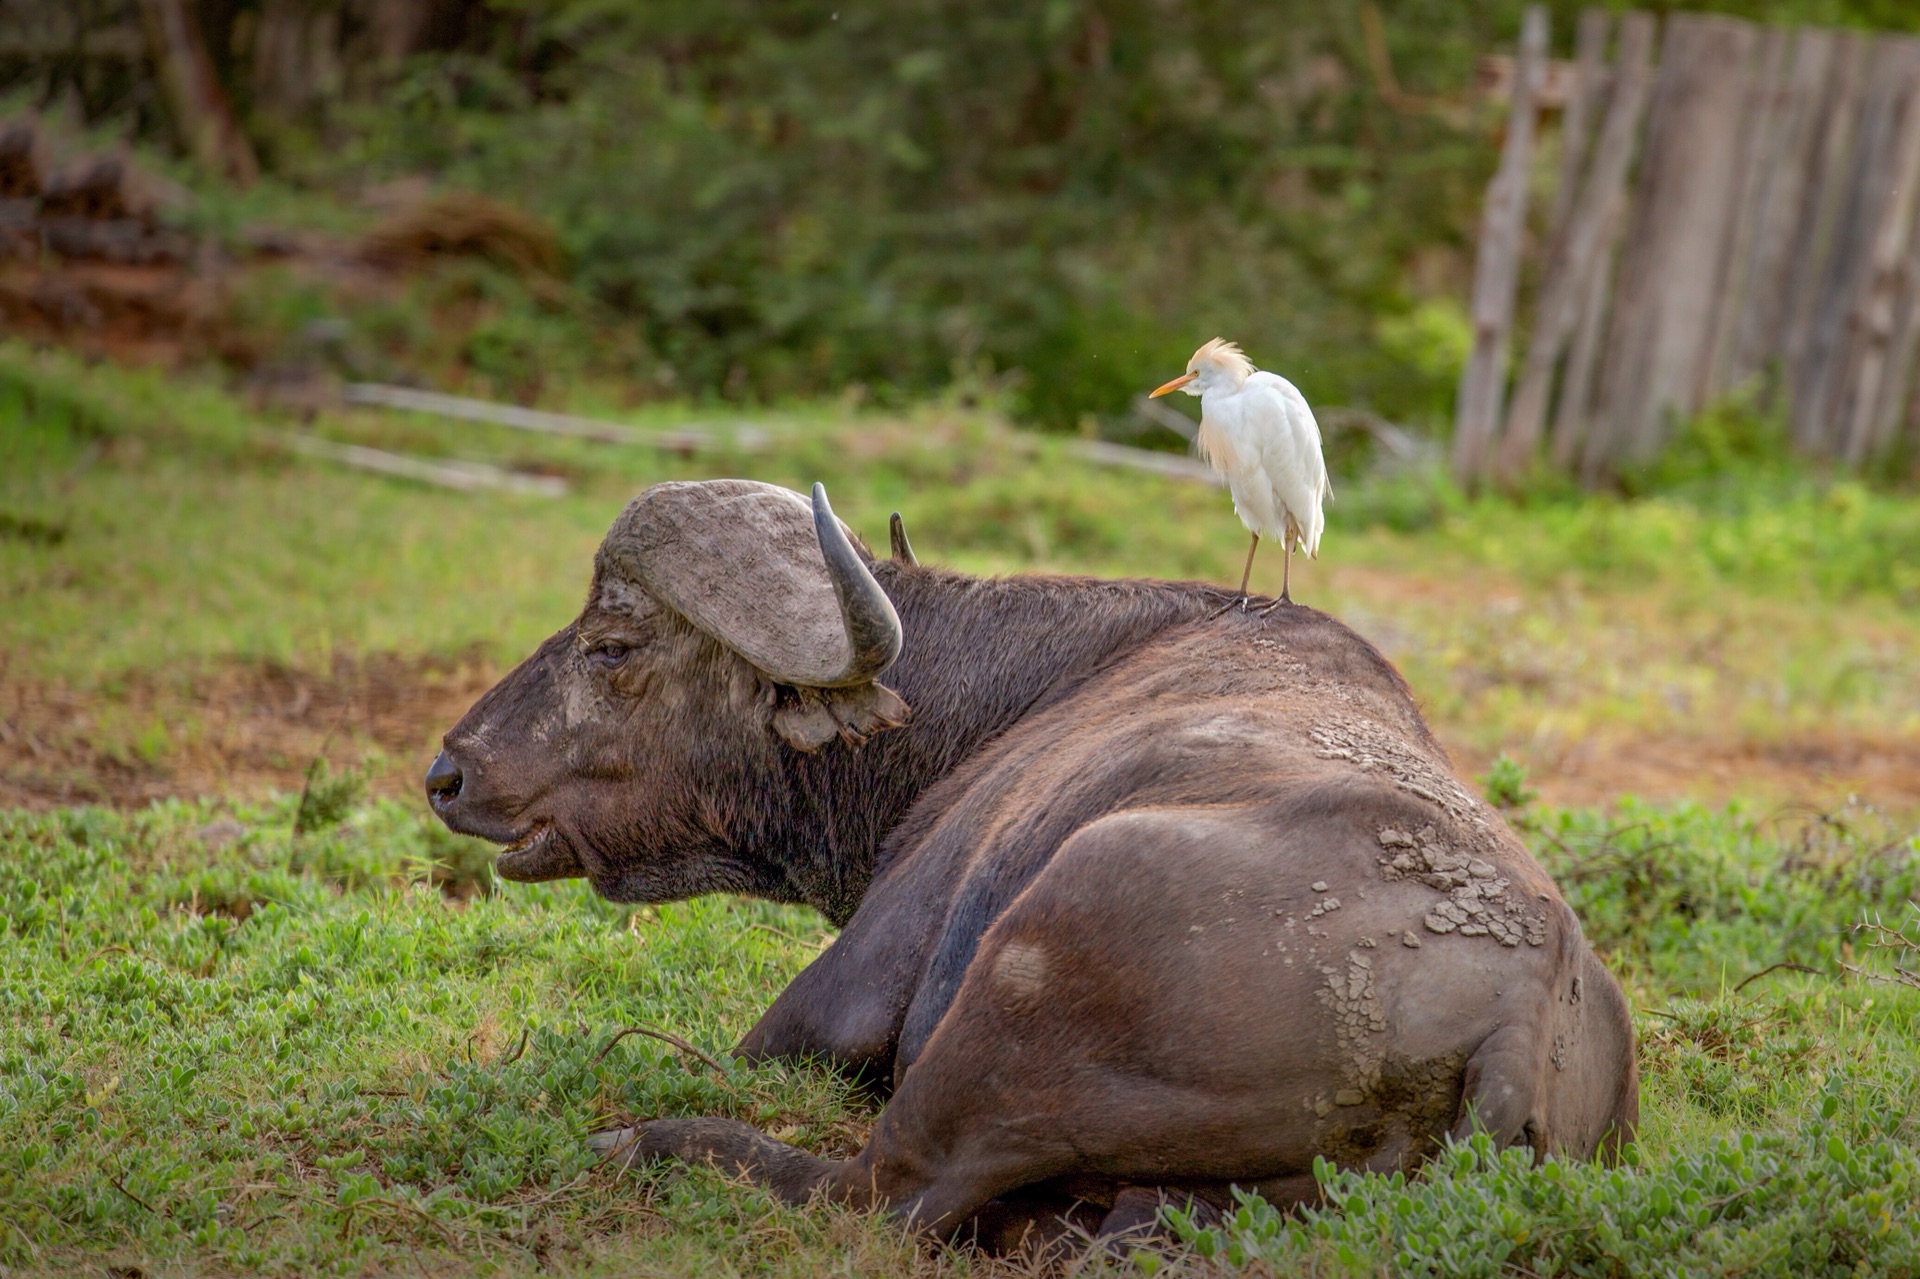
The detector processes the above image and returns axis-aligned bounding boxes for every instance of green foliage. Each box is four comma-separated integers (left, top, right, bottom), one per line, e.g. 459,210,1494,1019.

292,758,368,836
260,0,1527,428
1161,1115,1918,1277
1476,754,1536,810
1526,801,1920,992
2,790,1916,1275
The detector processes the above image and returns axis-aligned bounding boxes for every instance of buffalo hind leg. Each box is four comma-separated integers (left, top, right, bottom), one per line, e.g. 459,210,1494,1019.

1450,1022,1545,1153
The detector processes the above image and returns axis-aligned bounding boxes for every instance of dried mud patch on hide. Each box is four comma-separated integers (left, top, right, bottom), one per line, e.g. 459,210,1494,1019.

1315,1049,1470,1173
1375,823,1548,947
1315,948,1389,1103
1310,713,1481,820
0,649,500,809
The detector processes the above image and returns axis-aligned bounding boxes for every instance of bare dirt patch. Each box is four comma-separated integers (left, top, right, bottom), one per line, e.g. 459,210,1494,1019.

4,649,1918,816
1450,733,1920,814
0,650,499,810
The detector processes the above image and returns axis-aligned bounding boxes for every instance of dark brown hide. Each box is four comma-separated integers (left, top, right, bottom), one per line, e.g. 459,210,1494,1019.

430,483,1638,1244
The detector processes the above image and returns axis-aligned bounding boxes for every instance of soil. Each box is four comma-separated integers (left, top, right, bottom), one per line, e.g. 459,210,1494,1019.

0,651,498,810
4,650,1917,817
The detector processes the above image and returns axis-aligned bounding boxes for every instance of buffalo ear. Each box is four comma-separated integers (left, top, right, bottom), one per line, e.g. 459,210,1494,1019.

773,682,911,752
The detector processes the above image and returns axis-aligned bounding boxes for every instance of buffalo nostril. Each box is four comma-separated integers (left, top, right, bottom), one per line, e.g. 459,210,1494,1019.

424,751,463,806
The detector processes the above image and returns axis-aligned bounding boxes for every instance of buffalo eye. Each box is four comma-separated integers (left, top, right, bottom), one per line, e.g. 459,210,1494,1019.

588,642,632,668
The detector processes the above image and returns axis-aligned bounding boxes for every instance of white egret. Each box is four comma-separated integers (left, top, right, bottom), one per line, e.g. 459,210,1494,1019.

1150,338,1330,614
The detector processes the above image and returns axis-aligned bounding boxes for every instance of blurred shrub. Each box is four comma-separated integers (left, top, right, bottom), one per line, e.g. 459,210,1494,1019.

265,0,1547,428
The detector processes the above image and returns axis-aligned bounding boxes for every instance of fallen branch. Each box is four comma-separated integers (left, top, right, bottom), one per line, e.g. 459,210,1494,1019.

1131,393,1198,442
1066,439,1222,487
273,432,567,497
344,383,768,453
592,1025,729,1075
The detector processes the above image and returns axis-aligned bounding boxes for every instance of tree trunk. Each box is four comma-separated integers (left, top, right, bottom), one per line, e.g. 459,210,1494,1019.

136,0,257,185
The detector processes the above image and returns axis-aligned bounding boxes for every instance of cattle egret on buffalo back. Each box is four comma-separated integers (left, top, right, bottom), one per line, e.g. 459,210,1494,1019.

1150,338,1330,613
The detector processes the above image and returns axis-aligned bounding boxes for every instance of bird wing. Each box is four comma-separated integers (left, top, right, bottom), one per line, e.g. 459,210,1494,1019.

1242,373,1330,556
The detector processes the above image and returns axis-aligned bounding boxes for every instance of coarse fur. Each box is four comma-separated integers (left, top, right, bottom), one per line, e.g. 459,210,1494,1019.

429,484,1637,1252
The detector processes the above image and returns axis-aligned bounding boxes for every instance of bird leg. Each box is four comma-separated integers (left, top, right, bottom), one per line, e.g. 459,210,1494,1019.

1209,533,1260,618
1257,544,1293,615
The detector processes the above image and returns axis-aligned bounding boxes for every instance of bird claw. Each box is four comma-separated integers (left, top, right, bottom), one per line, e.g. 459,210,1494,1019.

1256,593,1291,617
1208,594,1253,620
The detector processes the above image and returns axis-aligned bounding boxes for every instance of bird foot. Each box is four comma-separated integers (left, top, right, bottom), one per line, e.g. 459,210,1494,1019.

1255,593,1291,617
1208,594,1253,620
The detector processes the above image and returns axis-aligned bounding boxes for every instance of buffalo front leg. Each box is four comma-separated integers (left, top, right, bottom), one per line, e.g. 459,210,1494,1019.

590,1107,1061,1235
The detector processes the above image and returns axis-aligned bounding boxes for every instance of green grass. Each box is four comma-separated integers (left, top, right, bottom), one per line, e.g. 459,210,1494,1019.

4,343,1918,803
0,794,1914,1276
2,348,1919,1272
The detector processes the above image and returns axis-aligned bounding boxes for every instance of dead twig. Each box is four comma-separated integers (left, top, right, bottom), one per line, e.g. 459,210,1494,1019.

1732,961,1824,993
105,1168,156,1215
592,1025,729,1075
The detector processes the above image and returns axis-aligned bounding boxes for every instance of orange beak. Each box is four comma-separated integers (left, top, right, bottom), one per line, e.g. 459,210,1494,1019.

1149,371,1197,398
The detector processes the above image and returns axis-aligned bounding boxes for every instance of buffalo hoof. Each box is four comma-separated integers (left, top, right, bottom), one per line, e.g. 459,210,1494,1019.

588,1125,649,1170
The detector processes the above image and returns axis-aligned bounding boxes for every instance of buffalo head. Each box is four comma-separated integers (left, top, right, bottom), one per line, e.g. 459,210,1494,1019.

426,480,908,901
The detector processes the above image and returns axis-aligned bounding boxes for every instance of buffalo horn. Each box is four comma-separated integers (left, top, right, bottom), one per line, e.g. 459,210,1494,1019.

888,512,918,565
813,483,903,685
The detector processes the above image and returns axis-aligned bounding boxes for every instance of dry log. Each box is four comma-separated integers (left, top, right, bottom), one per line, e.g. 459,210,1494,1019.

274,433,569,497
1067,440,1223,487
0,117,48,199
1452,5,1549,485
343,383,770,453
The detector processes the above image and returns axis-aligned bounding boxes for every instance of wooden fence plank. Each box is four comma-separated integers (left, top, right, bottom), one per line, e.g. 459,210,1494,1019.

1792,37,1916,454
1451,5,1548,485
1725,28,1838,394
1871,133,1920,458
1587,14,1758,475
1499,11,1653,479
1548,200,1621,470
1546,10,1614,250
1831,40,1920,463
1701,24,1789,404
1780,32,1871,449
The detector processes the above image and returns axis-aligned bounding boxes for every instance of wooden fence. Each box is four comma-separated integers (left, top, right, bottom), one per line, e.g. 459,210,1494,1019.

1455,7,1920,486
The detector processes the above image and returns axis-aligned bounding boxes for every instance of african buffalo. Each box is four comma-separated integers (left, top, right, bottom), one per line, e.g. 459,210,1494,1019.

426,478,1637,1247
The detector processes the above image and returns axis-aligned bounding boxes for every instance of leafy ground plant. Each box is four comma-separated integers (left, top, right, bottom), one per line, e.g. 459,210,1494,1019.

1,795,1916,1276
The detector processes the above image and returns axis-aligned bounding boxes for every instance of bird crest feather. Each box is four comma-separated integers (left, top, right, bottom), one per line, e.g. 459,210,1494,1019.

1189,337,1255,383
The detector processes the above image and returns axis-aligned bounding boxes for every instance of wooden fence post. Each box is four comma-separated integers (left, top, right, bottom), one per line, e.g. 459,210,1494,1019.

1781,33,1871,450
1452,5,1548,487
1700,25,1789,405
1792,38,1920,455
1827,41,1920,464
1586,14,1757,477
1499,12,1654,481
1546,10,1613,252
1723,29,1840,398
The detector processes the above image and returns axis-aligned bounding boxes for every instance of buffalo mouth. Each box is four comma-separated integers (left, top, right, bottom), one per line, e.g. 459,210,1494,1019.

492,822,585,883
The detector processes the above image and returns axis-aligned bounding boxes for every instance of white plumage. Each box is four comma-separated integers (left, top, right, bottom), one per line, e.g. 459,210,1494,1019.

1150,338,1330,611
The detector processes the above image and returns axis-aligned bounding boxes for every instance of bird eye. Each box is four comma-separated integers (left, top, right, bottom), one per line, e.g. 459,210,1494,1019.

589,643,631,668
